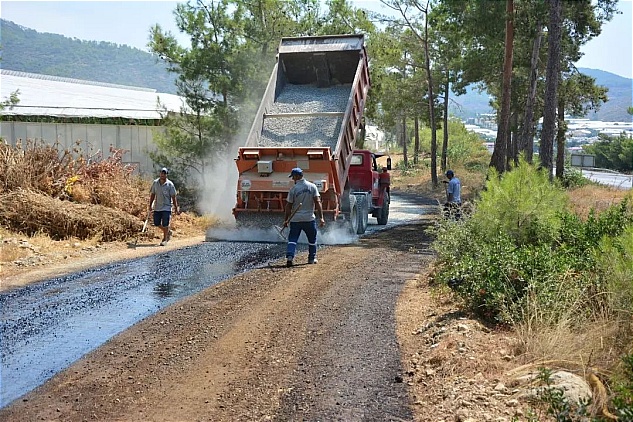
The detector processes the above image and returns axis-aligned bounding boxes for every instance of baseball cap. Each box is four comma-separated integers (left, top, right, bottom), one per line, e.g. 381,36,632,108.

445,170,454,177
288,167,303,178
160,167,169,174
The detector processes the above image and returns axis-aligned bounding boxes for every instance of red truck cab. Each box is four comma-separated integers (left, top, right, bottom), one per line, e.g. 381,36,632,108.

348,150,391,228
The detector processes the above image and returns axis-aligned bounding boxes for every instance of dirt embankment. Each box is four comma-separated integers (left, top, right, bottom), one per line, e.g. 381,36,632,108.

0,211,534,422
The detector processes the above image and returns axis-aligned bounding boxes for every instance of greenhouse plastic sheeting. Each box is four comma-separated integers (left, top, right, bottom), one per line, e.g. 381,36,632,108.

0,70,184,119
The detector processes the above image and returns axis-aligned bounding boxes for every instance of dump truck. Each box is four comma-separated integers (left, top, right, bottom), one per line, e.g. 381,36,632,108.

232,34,390,235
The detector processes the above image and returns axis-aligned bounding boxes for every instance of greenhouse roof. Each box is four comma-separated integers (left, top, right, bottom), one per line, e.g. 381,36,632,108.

0,69,185,120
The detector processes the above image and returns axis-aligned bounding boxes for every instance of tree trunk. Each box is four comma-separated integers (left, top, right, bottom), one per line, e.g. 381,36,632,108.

490,0,514,174
540,0,563,179
414,116,420,165
555,98,566,179
519,23,543,164
424,7,438,186
442,71,449,172
402,115,408,167
509,111,518,166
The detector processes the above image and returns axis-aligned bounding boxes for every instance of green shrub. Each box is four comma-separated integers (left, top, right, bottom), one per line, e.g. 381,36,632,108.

594,224,633,319
464,159,488,172
560,167,591,189
395,158,418,176
433,222,590,323
584,199,633,242
433,223,519,319
431,160,633,324
613,353,633,420
475,160,568,247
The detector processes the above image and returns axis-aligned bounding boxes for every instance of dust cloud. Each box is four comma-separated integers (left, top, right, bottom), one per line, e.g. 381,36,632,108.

196,145,240,222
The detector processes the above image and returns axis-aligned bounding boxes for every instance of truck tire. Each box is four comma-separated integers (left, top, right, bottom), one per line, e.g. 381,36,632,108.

377,193,389,225
355,194,368,234
347,195,359,234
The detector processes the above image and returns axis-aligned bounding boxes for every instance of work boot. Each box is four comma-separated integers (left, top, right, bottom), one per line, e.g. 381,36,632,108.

286,259,293,267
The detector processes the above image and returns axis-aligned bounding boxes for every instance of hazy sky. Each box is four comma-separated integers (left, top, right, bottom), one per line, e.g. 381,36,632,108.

1,0,631,79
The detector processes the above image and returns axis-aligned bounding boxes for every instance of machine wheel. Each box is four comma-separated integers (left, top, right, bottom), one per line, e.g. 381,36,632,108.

377,193,389,225
346,195,359,235
355,194,368,234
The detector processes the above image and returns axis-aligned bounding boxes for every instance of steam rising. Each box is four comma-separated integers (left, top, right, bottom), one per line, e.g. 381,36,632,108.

206,223,358,245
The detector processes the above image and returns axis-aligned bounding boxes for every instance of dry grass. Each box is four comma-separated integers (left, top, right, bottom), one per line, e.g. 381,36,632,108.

567,185,632,219
515,311,624,371
0,243,28,263
0,141,211,259
0,141,149,217
1,188,141,241
170,212,218,235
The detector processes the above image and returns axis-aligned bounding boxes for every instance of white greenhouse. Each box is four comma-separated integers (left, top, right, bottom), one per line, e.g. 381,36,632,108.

0,69,185,175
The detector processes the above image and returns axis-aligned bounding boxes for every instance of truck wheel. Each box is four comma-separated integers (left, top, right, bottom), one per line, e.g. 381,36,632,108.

347,195,359,234
355,195,368,234
377,193,389,225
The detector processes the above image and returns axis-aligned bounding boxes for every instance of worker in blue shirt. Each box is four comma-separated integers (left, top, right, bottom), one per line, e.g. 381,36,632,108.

443,169,461,219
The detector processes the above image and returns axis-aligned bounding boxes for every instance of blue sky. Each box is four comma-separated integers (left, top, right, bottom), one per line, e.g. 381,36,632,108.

0,0,631,79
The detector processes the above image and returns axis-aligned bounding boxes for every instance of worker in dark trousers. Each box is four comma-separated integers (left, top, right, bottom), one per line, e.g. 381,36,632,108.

283,168,325,267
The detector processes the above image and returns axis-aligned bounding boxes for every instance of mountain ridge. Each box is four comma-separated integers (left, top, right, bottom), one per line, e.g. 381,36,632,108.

0,19,177,94
452,67,632,122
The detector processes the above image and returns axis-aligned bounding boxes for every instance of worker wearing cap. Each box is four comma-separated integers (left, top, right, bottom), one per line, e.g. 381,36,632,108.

443,169,461,219
283,167,325,267
149,167,179,246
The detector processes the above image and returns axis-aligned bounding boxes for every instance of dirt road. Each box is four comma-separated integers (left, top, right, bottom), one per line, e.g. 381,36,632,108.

1,206,525,421
0,219,429,421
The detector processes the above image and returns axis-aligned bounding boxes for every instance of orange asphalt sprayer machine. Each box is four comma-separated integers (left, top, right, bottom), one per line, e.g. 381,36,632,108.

232,34,390,237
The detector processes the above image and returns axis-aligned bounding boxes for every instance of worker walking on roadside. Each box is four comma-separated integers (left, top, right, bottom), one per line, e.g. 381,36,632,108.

443,169,461,219
284,167,325,267
149,167,179,246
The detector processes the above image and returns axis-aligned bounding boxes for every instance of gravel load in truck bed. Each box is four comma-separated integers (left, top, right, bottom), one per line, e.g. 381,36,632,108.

259,84,351,149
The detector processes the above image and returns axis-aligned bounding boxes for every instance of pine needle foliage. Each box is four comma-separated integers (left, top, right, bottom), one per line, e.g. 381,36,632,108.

474,159,568,247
